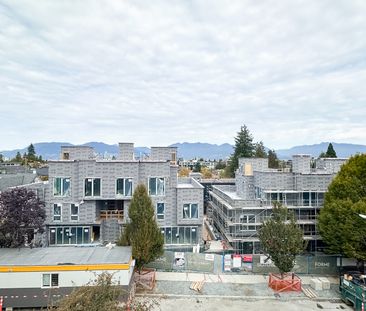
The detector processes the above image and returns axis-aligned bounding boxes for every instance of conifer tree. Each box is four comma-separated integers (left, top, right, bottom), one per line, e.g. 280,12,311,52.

228,125,255,177
118,184,164,272
27,143,36,160
325,143,337,158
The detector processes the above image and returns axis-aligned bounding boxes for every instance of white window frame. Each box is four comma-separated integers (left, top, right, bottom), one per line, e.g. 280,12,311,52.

148,177,166,196
116,178,133,197
53,204,62,222
70,203,79,221
53,177,71,197
42,273,59,288
84,177,102,197
183,203,199,219
156,202,165,220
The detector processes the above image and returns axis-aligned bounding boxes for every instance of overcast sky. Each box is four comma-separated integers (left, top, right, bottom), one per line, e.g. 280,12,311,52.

1,1,366,151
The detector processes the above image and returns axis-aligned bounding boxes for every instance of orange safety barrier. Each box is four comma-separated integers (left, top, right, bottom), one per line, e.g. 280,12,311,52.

268,272,302,292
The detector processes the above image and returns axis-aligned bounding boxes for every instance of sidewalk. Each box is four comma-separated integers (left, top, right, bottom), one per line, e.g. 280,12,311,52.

155,271,340,285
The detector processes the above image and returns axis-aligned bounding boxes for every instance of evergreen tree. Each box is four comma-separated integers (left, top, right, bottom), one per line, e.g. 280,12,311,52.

318,154,366,272
268,149,279,169
258,203,307,277
254,141,267,158
228,125,255,177
0,153,3,163
118,184,164,272
27,143,36,161
325,143,337,158
319,143,337,158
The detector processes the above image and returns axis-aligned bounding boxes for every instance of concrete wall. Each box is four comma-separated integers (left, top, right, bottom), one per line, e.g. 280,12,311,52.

176,187,204,226
150,147,177,162
118,143,134,161
60,146,94,160
292,154,311,174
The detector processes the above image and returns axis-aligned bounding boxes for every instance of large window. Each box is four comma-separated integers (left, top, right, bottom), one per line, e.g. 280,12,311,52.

162,226,198,244
156,203,165,220
53,177,70,196
53,204,62,222
70,204,79,221
49,226,91,245
149,177,165,196
42,273,59,287
84,178,101,197
116,178,133,196
183,203,198,219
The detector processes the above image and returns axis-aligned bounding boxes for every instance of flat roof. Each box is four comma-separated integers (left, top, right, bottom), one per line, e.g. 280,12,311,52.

0,246,132,266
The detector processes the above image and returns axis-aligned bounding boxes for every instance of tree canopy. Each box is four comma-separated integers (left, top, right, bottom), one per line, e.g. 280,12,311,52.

254,141,267,158
0,187,46,247
268,149,279,169
118,184,164,272
318,154,366,265
258,203,307,276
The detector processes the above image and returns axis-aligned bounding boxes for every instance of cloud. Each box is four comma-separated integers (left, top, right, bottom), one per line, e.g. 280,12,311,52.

0,0,366,150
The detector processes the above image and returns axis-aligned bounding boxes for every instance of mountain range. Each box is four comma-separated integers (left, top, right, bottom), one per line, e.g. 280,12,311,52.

1,142,365,160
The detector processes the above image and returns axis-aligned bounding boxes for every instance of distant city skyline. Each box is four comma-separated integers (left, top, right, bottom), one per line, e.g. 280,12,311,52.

1,1,366,150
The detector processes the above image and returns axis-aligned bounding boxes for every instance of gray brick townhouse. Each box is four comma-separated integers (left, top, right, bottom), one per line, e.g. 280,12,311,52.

43,143,204,247
207,155,347,254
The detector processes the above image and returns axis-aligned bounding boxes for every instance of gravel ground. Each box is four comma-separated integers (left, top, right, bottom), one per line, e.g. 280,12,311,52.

136,280,352,311
150,297,352,311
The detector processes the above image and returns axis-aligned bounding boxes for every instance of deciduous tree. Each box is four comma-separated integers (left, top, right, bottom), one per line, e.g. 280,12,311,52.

0,187,46,247
258,203,307,277
318,154,366,271
118,184,164,272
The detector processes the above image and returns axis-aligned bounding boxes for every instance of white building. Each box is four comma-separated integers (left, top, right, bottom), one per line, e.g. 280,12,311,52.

0,246,134,310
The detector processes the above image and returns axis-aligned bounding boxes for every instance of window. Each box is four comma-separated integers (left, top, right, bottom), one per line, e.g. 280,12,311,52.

116,178,133,196
53,204,62,221
84,178,101,196
183,203,198,219
156,203,165,220
42,273,59,287
49,226,91,245
70,204,79,221
62,152,69,160
149,177,165,196
239,214,255,224
53,177,70,196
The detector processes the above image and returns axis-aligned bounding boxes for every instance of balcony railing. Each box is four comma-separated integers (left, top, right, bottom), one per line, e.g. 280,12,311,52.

100,210,123,220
